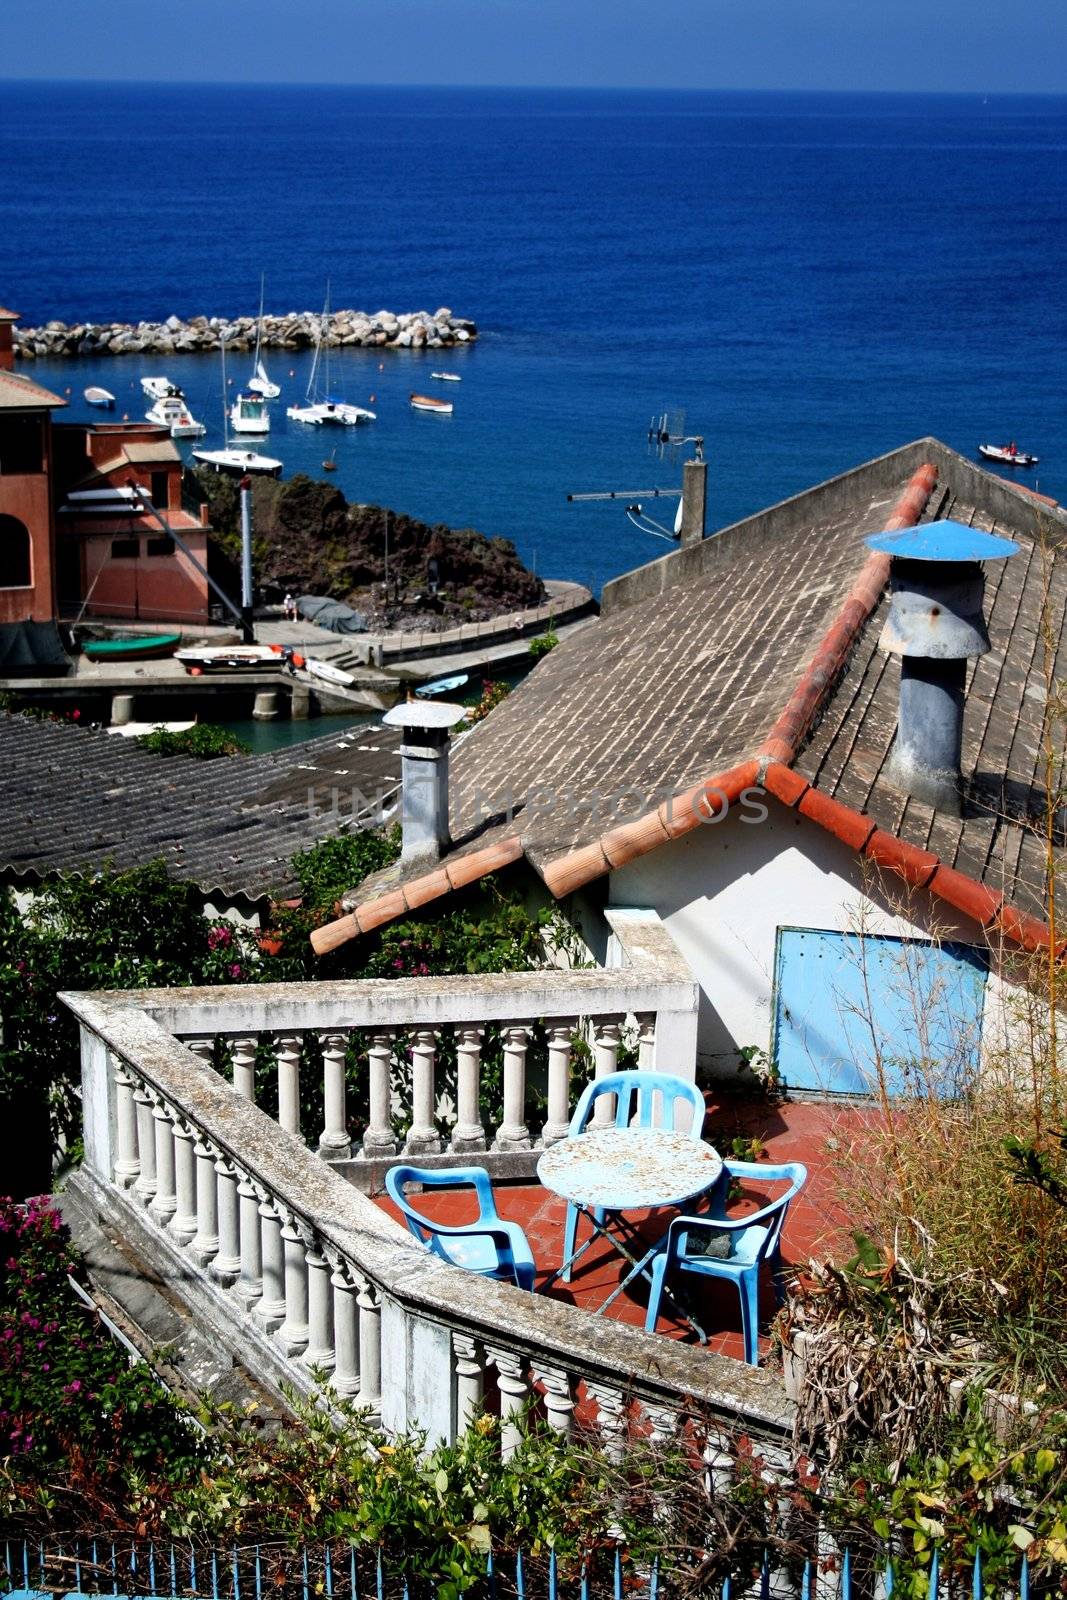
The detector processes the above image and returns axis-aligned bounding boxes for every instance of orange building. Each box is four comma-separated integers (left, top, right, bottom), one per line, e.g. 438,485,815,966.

0,306,66,631
54,420,211,625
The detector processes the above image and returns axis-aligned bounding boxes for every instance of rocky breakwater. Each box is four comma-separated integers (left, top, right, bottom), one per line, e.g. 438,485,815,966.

13,307,478,360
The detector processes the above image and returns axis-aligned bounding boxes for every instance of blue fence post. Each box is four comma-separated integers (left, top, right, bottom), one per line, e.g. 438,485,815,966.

233,1546,241,1600
111,1540,119,1596
170,1544,178,1599
1020,1554,1029,1600
972,1550,982,1600
515,1547,525,1600
349,1546,358,1600
841,1547,852,1600
801,1558,811,1600
376,1547,384,1600
548,1549,557,1600
928,1547,940,1600
614,1546,623,1600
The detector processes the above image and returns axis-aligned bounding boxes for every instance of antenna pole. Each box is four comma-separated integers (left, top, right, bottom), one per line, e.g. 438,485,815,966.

239,475,255,642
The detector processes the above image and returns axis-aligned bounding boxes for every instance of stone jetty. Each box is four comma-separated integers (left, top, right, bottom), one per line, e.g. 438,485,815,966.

13,307,478,360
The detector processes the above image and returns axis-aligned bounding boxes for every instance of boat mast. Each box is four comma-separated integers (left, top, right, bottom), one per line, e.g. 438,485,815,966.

251,272,265,383
221,334,230,447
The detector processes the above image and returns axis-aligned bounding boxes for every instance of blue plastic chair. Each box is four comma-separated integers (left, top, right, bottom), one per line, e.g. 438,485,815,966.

385,1164,536,1291
560,1069,708,1281
642,1160,807,1363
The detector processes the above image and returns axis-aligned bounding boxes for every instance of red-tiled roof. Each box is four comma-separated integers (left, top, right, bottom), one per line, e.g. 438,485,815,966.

0,367,65,410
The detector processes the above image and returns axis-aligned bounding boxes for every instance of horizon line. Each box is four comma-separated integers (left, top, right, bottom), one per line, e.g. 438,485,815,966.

1,77,1066,96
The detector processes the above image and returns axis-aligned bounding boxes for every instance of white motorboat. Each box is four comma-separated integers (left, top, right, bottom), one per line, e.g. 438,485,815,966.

141,375,181,400
146,394,207,437
247,274,281,398
410,392,453,415
978,443,1039,468
176,643,278,673
430,372,462,382
192,446,283,477
230,389,270,434
84,385,115,407
288,284,376,426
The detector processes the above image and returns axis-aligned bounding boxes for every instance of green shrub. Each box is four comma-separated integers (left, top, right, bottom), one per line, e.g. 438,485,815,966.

528,630,558,660
135,723,251,758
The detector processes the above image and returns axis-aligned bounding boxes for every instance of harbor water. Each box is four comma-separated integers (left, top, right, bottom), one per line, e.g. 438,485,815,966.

2,84,1065,596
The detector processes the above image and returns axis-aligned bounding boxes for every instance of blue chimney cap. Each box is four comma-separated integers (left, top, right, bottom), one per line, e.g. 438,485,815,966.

865,519,1019,562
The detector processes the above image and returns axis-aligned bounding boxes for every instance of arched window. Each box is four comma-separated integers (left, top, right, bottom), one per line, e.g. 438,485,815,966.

0,514,31,588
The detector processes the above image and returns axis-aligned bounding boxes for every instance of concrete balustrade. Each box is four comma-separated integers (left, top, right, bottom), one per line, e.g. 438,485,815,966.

61,917,790,1460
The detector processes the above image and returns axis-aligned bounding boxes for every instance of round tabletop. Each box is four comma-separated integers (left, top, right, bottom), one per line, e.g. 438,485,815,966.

537,1127,722,1211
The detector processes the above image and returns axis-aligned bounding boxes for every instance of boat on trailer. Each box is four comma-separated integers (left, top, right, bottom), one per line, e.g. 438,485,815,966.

175,643,278,673
410,393,453,415
979,443,1039,467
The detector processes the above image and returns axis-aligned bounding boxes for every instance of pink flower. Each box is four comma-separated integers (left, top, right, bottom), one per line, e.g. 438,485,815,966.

207,925,232,951
228,963,243,980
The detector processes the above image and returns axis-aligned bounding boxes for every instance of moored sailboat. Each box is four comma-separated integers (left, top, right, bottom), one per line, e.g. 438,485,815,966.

288,285,376,426
247,274,281,399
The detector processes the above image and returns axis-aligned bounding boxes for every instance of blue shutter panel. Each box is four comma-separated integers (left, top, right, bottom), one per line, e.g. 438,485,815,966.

772,928,987,1094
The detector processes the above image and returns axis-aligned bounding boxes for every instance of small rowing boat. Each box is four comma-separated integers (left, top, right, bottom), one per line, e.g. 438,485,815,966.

416,672,469,698
410,393,453,415
430,372,462,383
979,443,1039,467
84,386,115,408
82,632,182,661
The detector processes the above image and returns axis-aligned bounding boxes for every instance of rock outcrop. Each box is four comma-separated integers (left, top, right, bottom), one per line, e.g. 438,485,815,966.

13,307,477,360
195,469,541,626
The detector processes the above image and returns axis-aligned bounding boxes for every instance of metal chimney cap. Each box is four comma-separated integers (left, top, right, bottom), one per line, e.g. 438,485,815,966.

865,519,1019,563
383,700,468,731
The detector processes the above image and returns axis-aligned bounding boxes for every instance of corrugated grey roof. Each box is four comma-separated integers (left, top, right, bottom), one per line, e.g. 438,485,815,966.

0,714,402,902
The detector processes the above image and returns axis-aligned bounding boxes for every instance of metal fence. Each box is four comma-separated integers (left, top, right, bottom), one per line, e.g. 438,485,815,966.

0,1538,1032,1600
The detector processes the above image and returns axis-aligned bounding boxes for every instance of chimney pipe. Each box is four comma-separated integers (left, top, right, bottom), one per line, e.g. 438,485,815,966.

382,699,467,868
679,457,707,547
866,520,1018,815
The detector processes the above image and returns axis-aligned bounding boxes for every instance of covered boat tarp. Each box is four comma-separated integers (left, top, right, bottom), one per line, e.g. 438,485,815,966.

0,620,72,675
296,595,368,635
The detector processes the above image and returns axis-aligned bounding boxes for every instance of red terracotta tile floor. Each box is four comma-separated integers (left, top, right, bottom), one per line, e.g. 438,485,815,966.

374,1095,881,1366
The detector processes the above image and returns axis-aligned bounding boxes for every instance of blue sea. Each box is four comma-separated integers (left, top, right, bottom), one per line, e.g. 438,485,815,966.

1,83,1065,595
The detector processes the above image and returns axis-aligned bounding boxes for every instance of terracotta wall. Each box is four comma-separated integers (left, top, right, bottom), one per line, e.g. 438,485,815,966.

0,429,56,624
78,526,210,623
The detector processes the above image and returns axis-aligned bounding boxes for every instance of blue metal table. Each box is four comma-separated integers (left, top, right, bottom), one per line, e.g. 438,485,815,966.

536,1126,722,1318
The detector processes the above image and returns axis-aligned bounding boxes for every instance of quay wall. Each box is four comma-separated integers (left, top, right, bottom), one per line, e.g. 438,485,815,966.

14,308,478,361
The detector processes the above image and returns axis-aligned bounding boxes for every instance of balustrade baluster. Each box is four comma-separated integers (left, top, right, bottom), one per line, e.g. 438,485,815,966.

278,1211,310,1355
362,1030,397,1158
592,1017,623,1125
149,1094,177,1225
230,1035,258,1101
327,1253,360,1398
494,1024,531,1150
303,1241,334,1372
191,1133,220,1265
112,1057,140,1189
406,1027,441,1154
487,1345,528,1457
542,1023,574,1146
451,1025,486,1152
533,1364,575,1435
452,1333,484,1430
589,1381,627,1463
236,1169,263,1309
703,1431,734,1499
275,1035,303,1137
132,1079,157,1204
318,1031,352,1161
253,1191,286,1332
636,1012,657,1070
185,1036,216,1068
171,1117,198,1245
355,1273,382,1423
212,1152,241,1286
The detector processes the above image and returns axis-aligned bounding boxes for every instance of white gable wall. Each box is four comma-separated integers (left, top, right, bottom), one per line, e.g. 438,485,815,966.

606,796,1015,1080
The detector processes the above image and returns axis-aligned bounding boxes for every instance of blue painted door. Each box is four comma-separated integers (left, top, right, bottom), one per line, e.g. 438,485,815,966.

772,927,988,1095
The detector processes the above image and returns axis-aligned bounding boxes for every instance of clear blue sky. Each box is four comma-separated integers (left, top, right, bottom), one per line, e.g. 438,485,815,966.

2,0,1065,91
